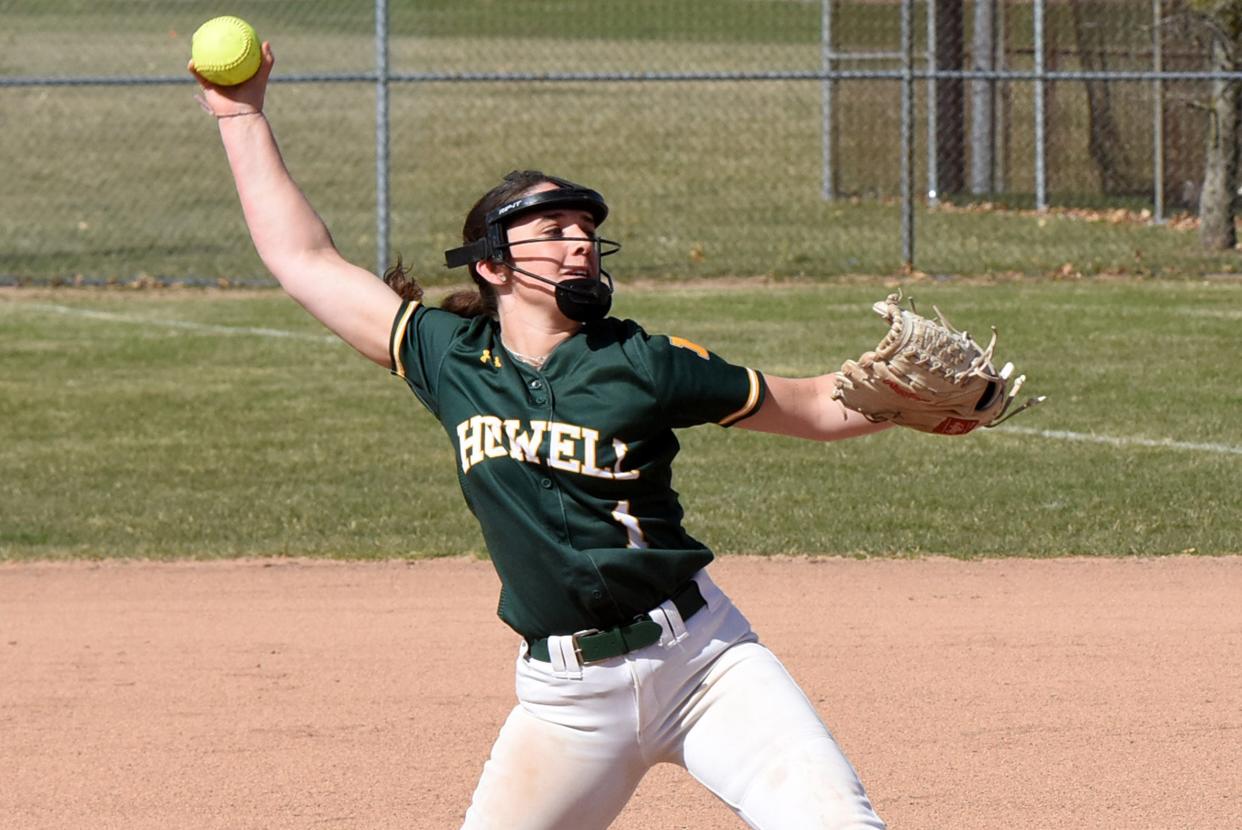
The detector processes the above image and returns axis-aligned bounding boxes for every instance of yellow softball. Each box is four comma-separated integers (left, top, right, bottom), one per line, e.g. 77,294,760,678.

191,16,262,87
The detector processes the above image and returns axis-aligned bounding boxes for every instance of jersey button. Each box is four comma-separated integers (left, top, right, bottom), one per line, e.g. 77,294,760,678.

529,379,543,389
540,478,553,489
532,395,547,405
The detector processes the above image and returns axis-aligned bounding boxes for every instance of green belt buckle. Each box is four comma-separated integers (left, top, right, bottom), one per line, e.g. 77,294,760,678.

574,618,663,664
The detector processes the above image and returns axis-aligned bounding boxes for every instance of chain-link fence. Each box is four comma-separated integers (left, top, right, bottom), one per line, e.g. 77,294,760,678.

2,0,1238,285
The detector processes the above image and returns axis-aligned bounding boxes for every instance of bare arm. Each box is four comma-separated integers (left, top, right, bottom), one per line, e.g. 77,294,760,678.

737,373,893,441
191,44,400,366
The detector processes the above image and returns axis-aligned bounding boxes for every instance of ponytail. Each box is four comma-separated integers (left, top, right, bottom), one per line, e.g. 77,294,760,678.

382,256,423,303
441,287,495,318
382,256,496,318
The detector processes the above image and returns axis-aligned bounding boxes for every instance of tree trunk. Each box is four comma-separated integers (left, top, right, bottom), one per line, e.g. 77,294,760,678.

1199,37,1240,250
1067,0,1141,195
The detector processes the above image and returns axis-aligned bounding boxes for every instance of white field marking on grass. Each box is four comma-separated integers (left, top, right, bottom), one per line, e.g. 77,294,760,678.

5,302,341,345
1032,302,1242,321
997,425,1242,456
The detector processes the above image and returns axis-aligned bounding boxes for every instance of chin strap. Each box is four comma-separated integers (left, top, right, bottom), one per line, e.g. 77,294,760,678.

507,264,614,300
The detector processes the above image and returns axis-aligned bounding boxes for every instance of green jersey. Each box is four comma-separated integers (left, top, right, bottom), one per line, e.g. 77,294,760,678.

389,300,766,639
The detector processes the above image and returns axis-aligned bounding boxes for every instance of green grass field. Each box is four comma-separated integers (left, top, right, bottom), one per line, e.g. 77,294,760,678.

2,279,1239,561
3,4,1237,560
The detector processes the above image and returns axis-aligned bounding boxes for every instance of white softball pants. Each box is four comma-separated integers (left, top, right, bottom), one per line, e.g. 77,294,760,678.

460,570,885,830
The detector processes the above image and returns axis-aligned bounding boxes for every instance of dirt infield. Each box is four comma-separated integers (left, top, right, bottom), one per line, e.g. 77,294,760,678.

2,556,1238,829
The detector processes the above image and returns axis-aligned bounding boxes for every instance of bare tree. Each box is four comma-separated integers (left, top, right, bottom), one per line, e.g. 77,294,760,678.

1187,0,1242,249
1067,0,1145,195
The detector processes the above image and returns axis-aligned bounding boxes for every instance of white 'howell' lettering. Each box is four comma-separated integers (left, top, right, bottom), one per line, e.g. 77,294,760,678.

456,416,639,480
547,423,582,473
505,419,546,463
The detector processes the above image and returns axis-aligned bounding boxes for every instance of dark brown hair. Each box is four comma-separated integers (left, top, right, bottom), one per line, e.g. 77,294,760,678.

382,170,583,316
445,170,577,317
382,255,423,303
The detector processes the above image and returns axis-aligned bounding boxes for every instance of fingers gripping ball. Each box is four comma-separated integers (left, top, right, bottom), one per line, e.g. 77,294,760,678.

832,292,1045,435
191,16,261,86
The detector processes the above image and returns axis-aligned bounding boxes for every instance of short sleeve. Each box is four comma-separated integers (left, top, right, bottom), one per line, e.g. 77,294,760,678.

641,332,767,428
388,301,468,416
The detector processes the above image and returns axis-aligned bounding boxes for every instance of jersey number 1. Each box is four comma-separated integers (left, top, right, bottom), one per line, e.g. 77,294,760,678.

610,500,648,549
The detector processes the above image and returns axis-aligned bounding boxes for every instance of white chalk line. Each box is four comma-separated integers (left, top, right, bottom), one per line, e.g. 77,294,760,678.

1033,302,1242,321
996,426,1242,457
3,302,340,345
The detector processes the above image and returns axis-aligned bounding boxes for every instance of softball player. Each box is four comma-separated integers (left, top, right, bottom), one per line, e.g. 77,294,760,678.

194,43,890,830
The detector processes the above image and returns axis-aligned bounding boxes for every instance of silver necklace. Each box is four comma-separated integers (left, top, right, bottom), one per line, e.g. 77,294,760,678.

503,343,549,370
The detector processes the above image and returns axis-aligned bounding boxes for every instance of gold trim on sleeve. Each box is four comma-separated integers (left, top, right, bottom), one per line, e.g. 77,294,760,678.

390,301,420,379
719,368,761,426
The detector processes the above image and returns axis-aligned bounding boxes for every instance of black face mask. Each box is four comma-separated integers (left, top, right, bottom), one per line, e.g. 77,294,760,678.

555,276,613,322
507,268,614,322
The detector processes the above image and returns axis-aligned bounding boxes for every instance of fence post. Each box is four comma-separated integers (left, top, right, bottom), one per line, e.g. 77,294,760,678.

1152,0,1165,223
821,0,835,201
926,0,939,205
1034,0,1047,211
970,0,995,194
994,0,1008,192
901,0,915,267
375,0,390,277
